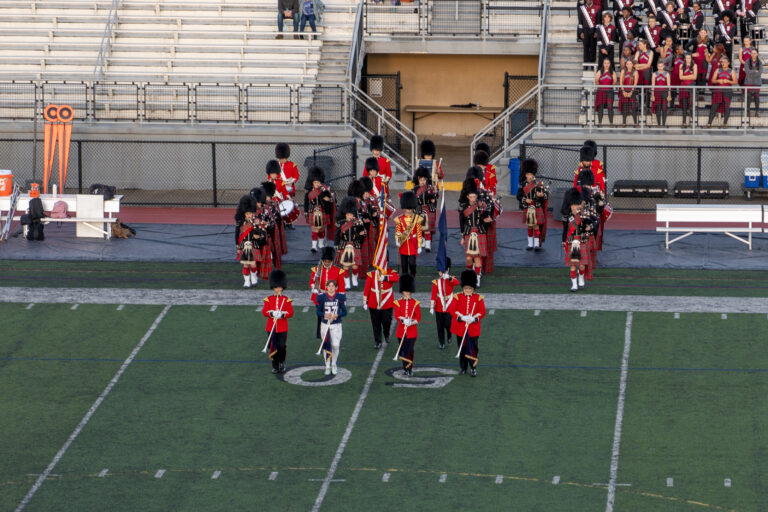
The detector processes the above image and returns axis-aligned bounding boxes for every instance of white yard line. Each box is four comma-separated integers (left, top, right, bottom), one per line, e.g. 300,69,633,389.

14,305,171,512
381,472,391,483
26,303,34,310
117,305,124,311
605,312,633,512
269,471,278,481
211,470,221,480
70,304,79,310
154,469,165,479
310,326,389,512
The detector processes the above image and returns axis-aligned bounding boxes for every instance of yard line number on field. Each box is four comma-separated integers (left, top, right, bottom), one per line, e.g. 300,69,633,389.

14,305,172,512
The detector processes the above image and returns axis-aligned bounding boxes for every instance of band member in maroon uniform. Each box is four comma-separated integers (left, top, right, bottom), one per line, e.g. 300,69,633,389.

635,38,654,93
707,55,737,126
412,167,437,252
737,0,761,39
363,267,399,349
670,43,684,107
262,270,295,374
304,166,336,253
716,11,736,60
690,29,712,88
459,178,493,287
713,0,736,22
619,59,639,124
579,0,600,63
642,15,662,64
517,159,549,251
596,12,617,66
335,196,367,289
430,258,459,350
394,274,421,376
689,2,704,34
659,2,679,41
448,270,487,377
651,60,672,126
737,36,754,85
617,6,640,48
395,191,423,277
678,52,697,126
365,135,392,195
275,142,300,202
595,57,617,124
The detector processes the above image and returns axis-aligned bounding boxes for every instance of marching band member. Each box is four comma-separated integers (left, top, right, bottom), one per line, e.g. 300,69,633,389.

459,177,493,287
360,176,381,262
642,15,662,67
412,166,437,253
563,188,595,291
679,52,697,126
448,270,487,377
348,179,373,272
473,144,498,197
716,11,736,60
394,274,421,376
573,143,607,193
363,267,399,349
275,142,300,201
577,170,602,267
594,57,617,125
516,159,549,251
304,166,336,253
419,139,444,182
236,196,265,288
316,280,347,376
651,59,672,126
659,2,679,41
619,59,639,125
596,12,617,66
364,157,386,200
261,181,286,270
617,6,640,48
266,159,289,201
394,191,423,277
252,187,275,280
579,0,600,63
335,196,367,289
744,49,763,117
737,0,760,40
466,165,498,275
262,270,294,374
737,36,754,85
310,247,347,340
365,135,392,195
430,258,459,349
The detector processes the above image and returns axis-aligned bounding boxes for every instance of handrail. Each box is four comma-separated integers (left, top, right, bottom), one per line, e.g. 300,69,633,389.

537,0,550,85
471,84,539,164
93,0,121,80
346,0,365,86
344,81,417,177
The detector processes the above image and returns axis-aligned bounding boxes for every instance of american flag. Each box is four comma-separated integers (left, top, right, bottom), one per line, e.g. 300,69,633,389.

372,189,389,271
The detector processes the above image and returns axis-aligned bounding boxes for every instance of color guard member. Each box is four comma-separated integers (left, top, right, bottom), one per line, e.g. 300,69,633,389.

394,274,421,376
262,270,294,374
363,267,400,349
394,191,423,277
448,270,487,377
430,258,459,349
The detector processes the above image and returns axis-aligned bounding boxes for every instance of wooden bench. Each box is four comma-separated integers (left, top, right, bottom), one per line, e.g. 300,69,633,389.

0,193,123,239
655,204,764,250
404,104,504,132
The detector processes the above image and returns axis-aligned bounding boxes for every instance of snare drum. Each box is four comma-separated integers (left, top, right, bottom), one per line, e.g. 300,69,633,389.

751,25,765,41
278,199,300,223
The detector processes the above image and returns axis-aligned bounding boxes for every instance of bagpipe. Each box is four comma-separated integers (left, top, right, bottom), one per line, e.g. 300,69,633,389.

593,189,614,221
522,180,550,227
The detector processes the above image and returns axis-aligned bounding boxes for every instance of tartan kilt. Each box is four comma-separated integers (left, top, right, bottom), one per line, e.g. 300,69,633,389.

367,222,379,259
277,218,288,255
464,231,489,258
651,90,668,113
270,231,282,270
482,244,494,274
564,239,592,267
713,89,732,113
594,89,614,110
426,208,436,234
335,243,363,267
589,234,598,268
486,220,497,251
360,223,371,271
258,244,272,279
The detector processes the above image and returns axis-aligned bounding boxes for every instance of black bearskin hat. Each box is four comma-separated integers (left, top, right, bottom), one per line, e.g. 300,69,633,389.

722,9,733,19
275,142,290,160
250,187,266,205
266,159,281,176
400,190,417,210
475,142,491,155
359,176,374,192
235,194,255,222
309,166,325,184
369,135,384,152
399,274,415,294
340,196,358,216
473,150,489,167
466,166,484,182
261,181,277,198
522,158,538,176
348,179,366,199
460,269,477,289
461,177,478,195
564,187,584,208
584,139,598,153
321,246,335,261
269,269,288,290
446,257,452,270
412,166,431,186
364,156,379,173
580,145,595,163
420,139,436,158
577,169,595,187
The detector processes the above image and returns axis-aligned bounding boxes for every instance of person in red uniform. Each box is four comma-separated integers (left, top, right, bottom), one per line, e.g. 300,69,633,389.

360,176,381,265
573,145,607,194
473,145,498,197
275,142,300,201
517,159,549,251
617,6,639,48
236,197,266,288
419,139,444,182
715,10,736,60
430,258,459,349
394,191,423,277
309,247,347,339
595,57,617,124
563,188,595,291
364,135,392,195
251,187,275,280
335,196,367,289
651,60,672,126
659,2,679,41
619,59,639,124
737,0,761,39
448,270,487,377
348,179,372,273
737,36,754,85
262,270,295,374
363,267,400,349
261,181,286,270
394,274,421,376
363,157,386,199
266,160,290,201
707,55,737,127
459,177,493,287
412,166,437,252
304,166,336,253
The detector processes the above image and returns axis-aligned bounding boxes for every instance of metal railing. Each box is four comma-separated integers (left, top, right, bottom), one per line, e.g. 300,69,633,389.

537,0,550,85
363,0,543,38
471,84,539,163
347,0,366,86
93,0,121,80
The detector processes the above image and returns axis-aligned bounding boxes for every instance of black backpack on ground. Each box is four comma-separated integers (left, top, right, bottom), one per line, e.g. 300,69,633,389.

89,184,116,200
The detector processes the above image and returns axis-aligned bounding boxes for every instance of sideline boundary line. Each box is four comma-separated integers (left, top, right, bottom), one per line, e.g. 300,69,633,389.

606,312,633,512
14,305,172,512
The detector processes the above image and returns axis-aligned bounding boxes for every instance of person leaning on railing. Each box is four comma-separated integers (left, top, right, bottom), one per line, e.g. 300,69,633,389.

743,49,763,118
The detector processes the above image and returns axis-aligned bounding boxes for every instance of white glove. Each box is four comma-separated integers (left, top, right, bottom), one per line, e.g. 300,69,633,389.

363,303,368,311
270,311,280,318
395,241,401,248
429,308,435,315
417,247,422,255
379,275,387,282
442,273,450,279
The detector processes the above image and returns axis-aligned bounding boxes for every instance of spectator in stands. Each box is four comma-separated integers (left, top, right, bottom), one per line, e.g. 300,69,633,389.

708,43,725,85
737,36,754,85
620,43,634,70
596,12,617,66
689,29,712,90
619,59,639,124
578,0,600,63
743,49,763,117
277,0,300,39
595,58,617,124
678,52,697,126
300,0,318,36
707,55,737,127
651,60,672,125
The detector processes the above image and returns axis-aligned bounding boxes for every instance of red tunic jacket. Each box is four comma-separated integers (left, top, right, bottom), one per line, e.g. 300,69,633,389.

309,265,347,304
573,160,606,193
280,160,300,196
430,276,459,313
448,292,487,337
394,297,421,339
262,295,295,333
363,269,399,309
395,213,423,256
484,164,498,196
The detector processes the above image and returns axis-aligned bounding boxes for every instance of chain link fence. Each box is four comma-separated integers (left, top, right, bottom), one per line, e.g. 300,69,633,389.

520,142,766,211
504,73,537,110
0,139,358,206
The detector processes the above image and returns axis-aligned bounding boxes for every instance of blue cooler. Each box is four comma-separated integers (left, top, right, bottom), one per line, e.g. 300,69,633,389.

745,168,760,188
763,174,768,188
508,158,520,196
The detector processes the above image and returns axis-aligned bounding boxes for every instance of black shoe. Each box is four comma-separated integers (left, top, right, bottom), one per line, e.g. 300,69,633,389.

374,342,381,349
439,343,445,350
311,248,317,253
407,368,413,376
459,369,467,375
286,224,295,230
526,246,533,251
271,367,279,374
384,337,390,345
534,247,542,252
470,368,477,377
279,363,286,373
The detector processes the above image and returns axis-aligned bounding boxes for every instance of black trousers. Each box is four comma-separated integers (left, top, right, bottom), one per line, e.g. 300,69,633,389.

400,254,417,277
369,307,393,345
456,334,479,371
582,28,596,62
269,331,288,368
435,311,452,347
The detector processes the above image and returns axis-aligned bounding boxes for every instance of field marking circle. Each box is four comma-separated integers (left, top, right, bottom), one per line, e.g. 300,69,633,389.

281,365,352,386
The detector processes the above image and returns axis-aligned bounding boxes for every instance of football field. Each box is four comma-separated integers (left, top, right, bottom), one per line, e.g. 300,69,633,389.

2,275,767,512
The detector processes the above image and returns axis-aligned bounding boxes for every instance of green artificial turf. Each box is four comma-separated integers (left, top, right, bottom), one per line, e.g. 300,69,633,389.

2,260,768,297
